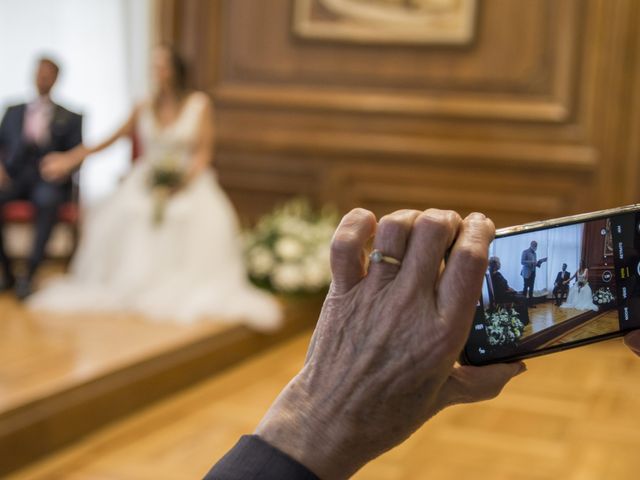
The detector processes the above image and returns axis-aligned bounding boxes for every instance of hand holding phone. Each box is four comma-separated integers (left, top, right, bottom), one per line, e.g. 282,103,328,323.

462,204,640,366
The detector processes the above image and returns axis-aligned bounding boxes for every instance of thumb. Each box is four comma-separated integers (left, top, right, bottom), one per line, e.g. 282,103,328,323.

437,362,526,408
329,208,377,295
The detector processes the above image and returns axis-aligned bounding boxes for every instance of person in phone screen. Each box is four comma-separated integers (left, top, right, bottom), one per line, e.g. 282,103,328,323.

520,241,545,307
561,264,598,311
552,263,571,306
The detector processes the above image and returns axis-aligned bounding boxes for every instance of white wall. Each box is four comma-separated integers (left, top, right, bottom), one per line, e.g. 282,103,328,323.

0,0,152,204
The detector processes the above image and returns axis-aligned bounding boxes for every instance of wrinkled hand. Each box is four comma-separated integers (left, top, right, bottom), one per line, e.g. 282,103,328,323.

40,152,76,182
256,208,525,479
625,330,640,357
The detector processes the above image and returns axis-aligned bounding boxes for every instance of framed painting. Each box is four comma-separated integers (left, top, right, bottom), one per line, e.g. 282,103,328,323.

293,0,478,45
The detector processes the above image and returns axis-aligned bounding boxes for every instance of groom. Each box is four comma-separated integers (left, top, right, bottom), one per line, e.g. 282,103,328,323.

553,263,571,306
0,57,83,299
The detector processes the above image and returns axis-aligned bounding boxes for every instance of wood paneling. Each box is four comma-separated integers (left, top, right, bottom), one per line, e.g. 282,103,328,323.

582,218,617,291
160,0,640,227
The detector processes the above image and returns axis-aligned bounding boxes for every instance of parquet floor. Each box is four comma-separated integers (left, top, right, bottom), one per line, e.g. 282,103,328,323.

10,329,640,480
546,311,619,347
0,293,228,416
522,302,587,337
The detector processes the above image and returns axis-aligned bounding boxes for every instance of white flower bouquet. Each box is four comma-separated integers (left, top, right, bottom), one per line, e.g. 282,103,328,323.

485,307,525,346
593,287,615,305
244,198,339,294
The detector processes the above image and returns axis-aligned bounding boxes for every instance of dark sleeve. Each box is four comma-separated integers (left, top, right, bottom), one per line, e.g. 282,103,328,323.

66,113,83,150
204,435,320,480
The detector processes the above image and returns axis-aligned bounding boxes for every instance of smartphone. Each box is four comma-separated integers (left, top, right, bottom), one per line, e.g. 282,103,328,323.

460,204,640,366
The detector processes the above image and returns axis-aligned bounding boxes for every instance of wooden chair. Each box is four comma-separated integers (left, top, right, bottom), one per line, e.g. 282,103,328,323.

485,272,497,309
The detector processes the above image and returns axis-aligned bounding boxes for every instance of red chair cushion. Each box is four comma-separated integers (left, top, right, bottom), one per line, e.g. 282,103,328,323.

2,200,79,224
58,203,80,223
2,201,34,222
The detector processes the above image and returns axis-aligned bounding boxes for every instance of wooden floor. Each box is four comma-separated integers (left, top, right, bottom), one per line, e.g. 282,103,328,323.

10,330,640,480
0,294,228,416
523,302,581,337
522,302,616,338
546,311,619,348
0,271,322,476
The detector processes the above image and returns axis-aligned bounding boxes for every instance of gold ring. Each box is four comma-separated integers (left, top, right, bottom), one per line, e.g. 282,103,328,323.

369,249,401,266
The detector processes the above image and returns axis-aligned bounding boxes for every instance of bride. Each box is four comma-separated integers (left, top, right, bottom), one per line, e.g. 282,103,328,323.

560,265,598,312
29,45,282,331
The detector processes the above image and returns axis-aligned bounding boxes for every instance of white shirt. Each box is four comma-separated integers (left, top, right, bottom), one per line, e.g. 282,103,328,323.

23,96,53,145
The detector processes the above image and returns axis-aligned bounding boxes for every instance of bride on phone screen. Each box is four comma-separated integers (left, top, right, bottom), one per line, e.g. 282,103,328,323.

560,264,598,312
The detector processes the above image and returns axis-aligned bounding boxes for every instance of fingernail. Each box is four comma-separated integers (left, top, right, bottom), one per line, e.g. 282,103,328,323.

467,212,487,220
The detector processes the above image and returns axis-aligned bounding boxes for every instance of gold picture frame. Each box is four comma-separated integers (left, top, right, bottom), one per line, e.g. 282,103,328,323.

293,0,478,45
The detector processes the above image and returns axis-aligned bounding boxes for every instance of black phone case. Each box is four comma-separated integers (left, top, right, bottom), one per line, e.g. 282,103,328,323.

460,203,640,366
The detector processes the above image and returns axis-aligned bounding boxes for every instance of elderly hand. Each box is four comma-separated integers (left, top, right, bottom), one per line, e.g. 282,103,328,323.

255,208,526,479
40,151,78,182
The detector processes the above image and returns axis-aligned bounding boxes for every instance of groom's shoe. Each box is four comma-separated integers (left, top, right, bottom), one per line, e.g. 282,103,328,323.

15,277,33,301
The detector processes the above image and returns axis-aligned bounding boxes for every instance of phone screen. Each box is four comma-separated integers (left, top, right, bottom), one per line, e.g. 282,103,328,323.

463,209,640,365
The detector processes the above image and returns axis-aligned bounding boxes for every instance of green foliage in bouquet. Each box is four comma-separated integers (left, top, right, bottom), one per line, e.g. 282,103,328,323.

151,167,183,189
149,154,184,226
485,306,525,346
244,198,339,295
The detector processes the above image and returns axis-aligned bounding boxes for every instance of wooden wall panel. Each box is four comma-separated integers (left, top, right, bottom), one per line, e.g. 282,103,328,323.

159,0,640,227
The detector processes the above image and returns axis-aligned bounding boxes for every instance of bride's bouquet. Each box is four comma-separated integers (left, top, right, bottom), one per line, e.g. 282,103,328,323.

149,154,184,226
593,287,615,305
244,198,338,294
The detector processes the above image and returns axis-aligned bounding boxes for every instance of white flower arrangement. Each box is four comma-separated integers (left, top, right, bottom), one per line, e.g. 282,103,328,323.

485,307,525,346
244,198,338,294
593,287,615,305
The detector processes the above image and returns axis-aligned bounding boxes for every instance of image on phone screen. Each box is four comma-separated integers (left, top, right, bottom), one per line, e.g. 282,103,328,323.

463,210,640,365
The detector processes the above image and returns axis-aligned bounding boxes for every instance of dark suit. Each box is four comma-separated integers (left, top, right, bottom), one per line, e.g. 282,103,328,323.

206,435,319,479
553,270,571,305
490,270,528,325
0,102,82,280
491,271,517,304
520,247,538,299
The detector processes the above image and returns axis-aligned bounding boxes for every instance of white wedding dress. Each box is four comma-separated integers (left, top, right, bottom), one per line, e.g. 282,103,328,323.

29,93,282,331
560,270,598,312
